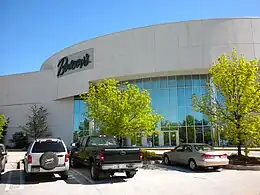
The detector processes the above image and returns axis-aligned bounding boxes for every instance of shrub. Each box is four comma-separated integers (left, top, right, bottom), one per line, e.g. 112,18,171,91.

10,131,29,149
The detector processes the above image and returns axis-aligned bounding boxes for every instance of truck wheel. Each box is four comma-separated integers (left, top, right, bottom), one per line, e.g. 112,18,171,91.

90,163,100,180
70,157,79,168
125,171,136,178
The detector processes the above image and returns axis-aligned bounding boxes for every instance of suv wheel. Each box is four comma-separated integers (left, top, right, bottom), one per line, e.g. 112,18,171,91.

90,163,100,180
60,171,69,180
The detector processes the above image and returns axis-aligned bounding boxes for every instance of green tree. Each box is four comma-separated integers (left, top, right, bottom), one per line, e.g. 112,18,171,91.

0,117,9,143
19,104,52,140
192,49,260,156
0,114,7,141
80,78,162,141
10,131,29,149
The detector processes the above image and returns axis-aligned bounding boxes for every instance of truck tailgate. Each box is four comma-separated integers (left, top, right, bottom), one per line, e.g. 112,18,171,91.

103,148,141,163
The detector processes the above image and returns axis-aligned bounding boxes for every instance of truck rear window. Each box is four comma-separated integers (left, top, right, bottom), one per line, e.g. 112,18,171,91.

31,141,65,153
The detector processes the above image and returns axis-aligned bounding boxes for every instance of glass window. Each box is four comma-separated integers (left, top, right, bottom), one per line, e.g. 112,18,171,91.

192,75,200,86
160,89,169,106
174,145,184,152
177,88,185,106
152,133,159,146
151,77,159,88
170,131,177,146
168,76,177,87
136,79,143,88
179,127,187,144
160,76,168,88
185,75,192,87
200,75,208,86
82,137,88,147
169,88,177,106
32,141,65,153
178,106,186,125
177,76,185,87
187,126,195,143
169,109,178,126
185,109,194,126
204,126,212,145
195,126,203,143
163,132,170,146
185,87,192,106
128,80,136,85
143,78,152,89
194,144,214,151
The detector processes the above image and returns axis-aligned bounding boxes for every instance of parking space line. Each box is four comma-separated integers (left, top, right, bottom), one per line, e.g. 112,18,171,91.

4,170,12,191
70,168,94,184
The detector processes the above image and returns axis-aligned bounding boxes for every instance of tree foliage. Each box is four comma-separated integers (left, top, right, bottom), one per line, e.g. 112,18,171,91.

192,49,260,155
0,114,7,141
0,117,9,143
10,131,29,149
19,104,52,140
80,78,162,138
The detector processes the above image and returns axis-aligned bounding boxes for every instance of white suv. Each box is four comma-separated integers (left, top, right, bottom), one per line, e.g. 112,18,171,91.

23,138,70,181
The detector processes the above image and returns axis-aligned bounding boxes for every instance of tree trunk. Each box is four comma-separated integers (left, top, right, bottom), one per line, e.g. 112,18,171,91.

237,144,242,156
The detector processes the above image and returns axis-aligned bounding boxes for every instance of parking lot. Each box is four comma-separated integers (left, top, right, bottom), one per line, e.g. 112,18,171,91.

1,152,260,195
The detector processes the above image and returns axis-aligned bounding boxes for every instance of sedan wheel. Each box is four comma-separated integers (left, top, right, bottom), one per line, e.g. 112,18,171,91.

163,155,170,165
188,159,197,171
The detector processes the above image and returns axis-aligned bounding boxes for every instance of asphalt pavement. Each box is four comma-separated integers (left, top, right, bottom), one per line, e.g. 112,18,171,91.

1,152,260,195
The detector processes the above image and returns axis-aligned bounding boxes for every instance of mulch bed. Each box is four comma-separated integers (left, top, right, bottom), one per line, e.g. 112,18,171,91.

228,155,260,166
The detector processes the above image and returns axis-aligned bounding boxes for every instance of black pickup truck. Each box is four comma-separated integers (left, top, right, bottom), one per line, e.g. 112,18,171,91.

69,135,143,180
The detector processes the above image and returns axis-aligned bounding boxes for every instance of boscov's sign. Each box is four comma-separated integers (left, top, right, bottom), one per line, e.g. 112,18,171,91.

56,48,94,77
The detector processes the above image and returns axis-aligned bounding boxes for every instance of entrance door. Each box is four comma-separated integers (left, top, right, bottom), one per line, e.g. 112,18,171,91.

163,131,178,146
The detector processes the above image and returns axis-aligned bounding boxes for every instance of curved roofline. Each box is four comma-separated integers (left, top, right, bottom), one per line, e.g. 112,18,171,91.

40,16,260,70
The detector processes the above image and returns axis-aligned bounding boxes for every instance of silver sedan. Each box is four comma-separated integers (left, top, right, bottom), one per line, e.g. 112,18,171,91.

162,143,229,170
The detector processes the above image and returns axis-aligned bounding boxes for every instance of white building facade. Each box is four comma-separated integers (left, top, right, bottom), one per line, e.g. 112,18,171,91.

1,17,260,147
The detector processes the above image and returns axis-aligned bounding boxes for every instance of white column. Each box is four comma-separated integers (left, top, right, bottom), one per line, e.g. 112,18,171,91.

142,136,147,147
176,131,180,145
159,133,164,146
126,138,131,146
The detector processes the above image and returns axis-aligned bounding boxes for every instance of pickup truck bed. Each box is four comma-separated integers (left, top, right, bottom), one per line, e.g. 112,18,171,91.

70,135,143,180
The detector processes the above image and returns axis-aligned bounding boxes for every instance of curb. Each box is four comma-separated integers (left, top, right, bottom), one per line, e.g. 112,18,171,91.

224,164,260,171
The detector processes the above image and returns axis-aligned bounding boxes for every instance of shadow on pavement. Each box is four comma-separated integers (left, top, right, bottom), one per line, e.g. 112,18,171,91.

0,170,89,185
70,167,128,185
142,163,223,173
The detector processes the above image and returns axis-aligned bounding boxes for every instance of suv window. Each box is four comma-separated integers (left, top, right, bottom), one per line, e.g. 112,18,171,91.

31,141,65,153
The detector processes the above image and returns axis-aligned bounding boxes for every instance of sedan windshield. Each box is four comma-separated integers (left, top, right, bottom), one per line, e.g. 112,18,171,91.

194,144,214,151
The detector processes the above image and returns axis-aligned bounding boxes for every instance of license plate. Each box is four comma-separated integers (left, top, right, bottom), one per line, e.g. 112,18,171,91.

214,156,220,159
31,167,40,172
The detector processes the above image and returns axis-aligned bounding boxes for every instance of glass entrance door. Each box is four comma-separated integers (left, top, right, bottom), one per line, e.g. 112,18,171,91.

163,131,178,146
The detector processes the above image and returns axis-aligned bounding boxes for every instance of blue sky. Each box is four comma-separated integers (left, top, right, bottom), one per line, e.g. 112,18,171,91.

1,0,260,76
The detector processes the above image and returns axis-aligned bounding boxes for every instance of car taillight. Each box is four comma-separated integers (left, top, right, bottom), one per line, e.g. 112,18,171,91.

28,155,32,164
65,153,70,162
139,151,143,161
201,154,214,159
100,151,105,161
220,154,228,158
